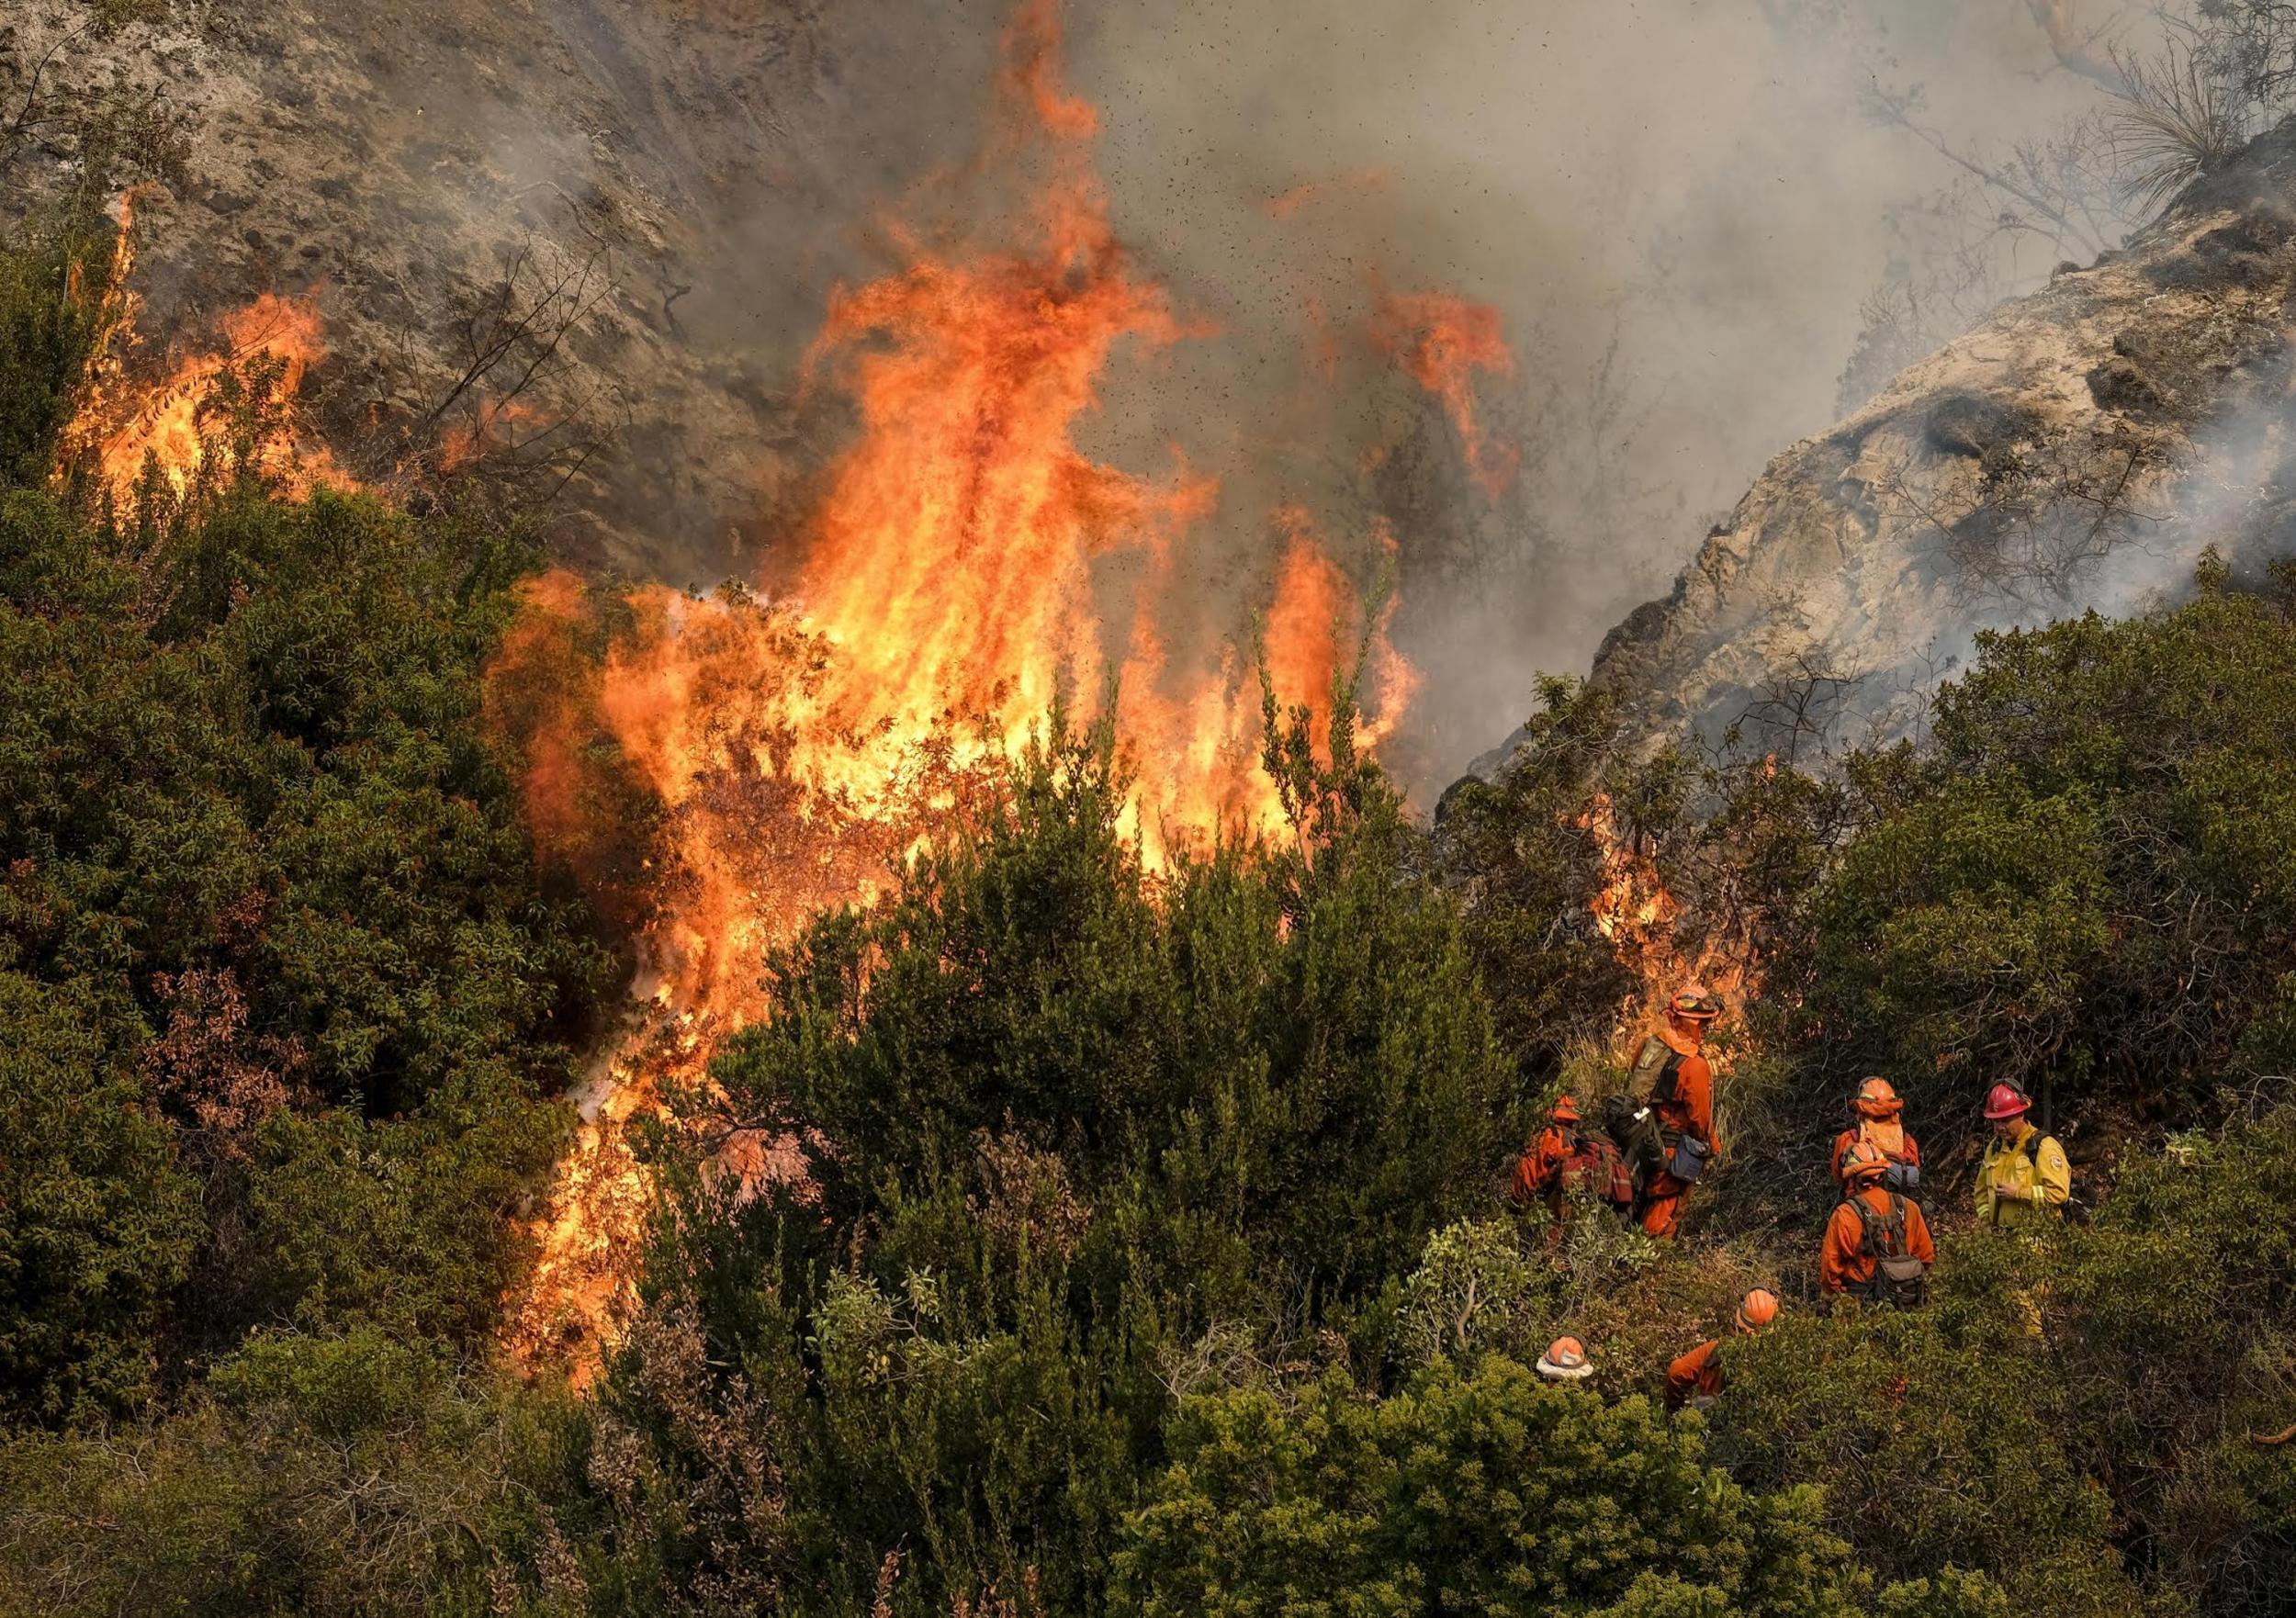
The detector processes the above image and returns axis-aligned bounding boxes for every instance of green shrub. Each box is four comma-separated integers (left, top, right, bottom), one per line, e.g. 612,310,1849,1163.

1788,579,2296,1121
1113,1354,1996,1618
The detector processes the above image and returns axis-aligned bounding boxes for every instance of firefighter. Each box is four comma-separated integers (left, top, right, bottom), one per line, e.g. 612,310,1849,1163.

1975,1083,2071,1226
1664,1287,1779,1411
1829,1077,1921,1195
1512,1095,1584,1217
1536,1335,1595,1385
1820,1140,1935,1306
1631,984,1724,1239
1512,1095,1634,1227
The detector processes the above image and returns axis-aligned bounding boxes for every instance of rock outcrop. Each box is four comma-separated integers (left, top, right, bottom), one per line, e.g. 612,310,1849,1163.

1584,120,2296,757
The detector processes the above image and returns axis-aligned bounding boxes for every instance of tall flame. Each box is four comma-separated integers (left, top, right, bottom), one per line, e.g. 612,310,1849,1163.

502,0,1437,1382
88,284,353,503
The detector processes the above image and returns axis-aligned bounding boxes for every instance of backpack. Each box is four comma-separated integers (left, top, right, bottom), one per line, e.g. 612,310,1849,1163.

1849,1193,1929,1309
1563,1134,1636,1209
1604,1037,1686,1186
1627,1034,1686,1109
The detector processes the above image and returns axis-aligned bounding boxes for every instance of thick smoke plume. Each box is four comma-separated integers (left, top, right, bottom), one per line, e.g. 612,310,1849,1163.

15,0,2182,791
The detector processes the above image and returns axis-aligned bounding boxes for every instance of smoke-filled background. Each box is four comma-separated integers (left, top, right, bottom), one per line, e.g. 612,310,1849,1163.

11,0,2181,792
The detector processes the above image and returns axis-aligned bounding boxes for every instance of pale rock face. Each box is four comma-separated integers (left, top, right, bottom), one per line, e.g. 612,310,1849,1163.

1580,123,2296,763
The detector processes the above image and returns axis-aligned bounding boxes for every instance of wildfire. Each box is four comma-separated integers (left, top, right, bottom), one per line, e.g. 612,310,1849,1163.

1369,289,1519,499
75,196,351,506
1578,790,1761,1049
1583,790,1679,953
501,0,1427,1382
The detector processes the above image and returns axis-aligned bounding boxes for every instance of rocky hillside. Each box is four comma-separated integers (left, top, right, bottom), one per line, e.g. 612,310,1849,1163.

6,1,996,576
1586,119,2296,757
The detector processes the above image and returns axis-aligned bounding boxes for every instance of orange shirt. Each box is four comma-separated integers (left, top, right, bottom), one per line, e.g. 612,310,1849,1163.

1665,1339,1724,1409
1654,1028,1718,1151
1820,1185,1935,1294
1511,1124,1578,1204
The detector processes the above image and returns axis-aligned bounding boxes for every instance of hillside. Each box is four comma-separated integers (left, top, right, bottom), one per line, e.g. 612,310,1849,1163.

4,6,2295,1618
1585,118,2296,756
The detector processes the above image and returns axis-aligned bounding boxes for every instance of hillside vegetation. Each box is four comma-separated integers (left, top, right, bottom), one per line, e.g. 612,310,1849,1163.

0,171,2291,1618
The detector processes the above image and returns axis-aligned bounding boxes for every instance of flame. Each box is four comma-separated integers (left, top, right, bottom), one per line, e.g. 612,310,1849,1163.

1369,289,1519,499
74,197,352,506
502,0,1421,1383
1582,790,1680,954
1578,790,1761,1051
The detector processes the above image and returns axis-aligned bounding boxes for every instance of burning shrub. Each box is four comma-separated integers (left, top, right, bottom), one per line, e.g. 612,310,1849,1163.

586,711,1514,1612
0,374,609,1410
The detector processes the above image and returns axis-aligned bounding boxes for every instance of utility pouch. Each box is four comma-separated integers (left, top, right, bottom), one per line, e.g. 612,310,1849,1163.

1878,1253,1930,1308
1669,1132,1710,1184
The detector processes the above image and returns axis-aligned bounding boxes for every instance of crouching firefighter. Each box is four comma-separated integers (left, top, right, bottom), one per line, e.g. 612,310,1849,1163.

1821,1141,1934,1308
1830,1078,1921,1196
1975,1084,2070,1227
1604,984,1723,1239
1512,1094,1635,1227
1665,1287,1779,1412
1536,1336,1596,1387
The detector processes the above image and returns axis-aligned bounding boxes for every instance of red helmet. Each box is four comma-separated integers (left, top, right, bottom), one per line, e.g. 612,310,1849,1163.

1982,1083,2032,1121
1840,1140,1889,1184
1853,1077,1901,1118
1736,1287,1780,1332
1536,1336,1593,1380
1549,1094,1582,1124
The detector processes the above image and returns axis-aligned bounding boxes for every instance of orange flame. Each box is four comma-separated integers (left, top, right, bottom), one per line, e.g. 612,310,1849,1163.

86,277,354,504
1369,289,1519,499
502,0,1425,1382
1578,790,1761,1051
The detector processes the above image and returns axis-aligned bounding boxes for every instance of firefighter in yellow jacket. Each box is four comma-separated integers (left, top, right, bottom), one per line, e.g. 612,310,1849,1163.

1975,1084,2071,1226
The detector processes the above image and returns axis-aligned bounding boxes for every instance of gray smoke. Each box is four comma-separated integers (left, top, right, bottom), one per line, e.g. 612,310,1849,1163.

23,0,2181,793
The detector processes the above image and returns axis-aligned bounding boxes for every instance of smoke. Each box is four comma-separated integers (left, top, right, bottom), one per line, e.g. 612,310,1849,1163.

1011,0,2153,788
35,0,2180,792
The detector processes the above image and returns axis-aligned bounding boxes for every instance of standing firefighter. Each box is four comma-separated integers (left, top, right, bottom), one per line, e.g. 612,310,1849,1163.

1830,1078,1921,1196
1512,1095,1634,1226
1608,984,1724,1239
1975,1084,2070,1226
1665,1287,1779,1411
1821,1141,1934,1307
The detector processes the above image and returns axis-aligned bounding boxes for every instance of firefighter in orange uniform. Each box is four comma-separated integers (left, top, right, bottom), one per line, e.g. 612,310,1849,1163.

1829,1078,1922,1195
1512,1095,1586,1219
1513,1094,1633,1227
1821,1140,1936,1306
1633,985,1724,1239
1665,1287,1779,1411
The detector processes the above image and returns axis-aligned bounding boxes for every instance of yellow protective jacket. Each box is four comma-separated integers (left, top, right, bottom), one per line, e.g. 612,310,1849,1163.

1975,1121,2071,1226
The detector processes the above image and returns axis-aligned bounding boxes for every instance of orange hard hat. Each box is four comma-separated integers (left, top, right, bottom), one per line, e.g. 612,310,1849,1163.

1736,1287,1780,1331
1854,1077,1901,1118
1670,984,1724,1022
1840,1140,1889,1183
1549,1094,1582,1123
1536,1335,1593,1380
1982,1083,2032,1121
